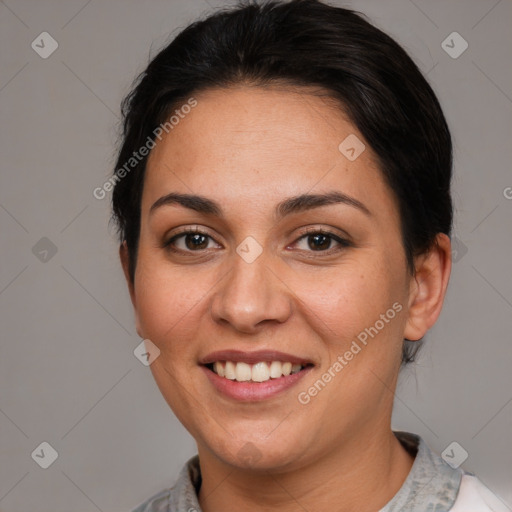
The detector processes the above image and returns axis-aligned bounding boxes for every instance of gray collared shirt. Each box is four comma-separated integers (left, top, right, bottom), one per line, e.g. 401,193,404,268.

132,431,465,512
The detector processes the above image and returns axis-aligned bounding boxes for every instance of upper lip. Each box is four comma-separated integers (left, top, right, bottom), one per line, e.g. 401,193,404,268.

199,349,314,366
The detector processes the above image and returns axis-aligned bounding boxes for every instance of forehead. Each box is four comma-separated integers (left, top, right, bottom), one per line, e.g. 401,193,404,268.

143,85,396,220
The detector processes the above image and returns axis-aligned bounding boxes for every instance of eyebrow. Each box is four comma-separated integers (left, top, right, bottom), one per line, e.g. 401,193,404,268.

149,191,371,219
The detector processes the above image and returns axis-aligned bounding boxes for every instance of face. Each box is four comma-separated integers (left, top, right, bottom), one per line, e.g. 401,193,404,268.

125,85,417,471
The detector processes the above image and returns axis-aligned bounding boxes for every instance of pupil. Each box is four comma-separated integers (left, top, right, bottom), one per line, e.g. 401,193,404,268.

308,234,330,251
186,233,207,250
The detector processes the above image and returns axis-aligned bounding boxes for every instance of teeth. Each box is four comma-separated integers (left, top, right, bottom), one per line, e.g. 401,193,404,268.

225,361,236,380
269,361,282,378
213,361,225,377
291,363,302,374
252,362,270,382
235,362,252,381
211,361,305,382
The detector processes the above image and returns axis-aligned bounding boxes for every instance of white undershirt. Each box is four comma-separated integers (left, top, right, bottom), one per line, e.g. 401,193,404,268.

450,475,511,512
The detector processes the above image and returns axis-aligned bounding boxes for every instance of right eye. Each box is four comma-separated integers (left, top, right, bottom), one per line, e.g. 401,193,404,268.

163,228,222,254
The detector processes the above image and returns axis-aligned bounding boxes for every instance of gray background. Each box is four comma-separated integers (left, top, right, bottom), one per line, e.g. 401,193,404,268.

0,0,511,510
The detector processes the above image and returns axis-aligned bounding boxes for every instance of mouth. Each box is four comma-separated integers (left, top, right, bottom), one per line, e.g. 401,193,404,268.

204,360,313,382
199,350,315,401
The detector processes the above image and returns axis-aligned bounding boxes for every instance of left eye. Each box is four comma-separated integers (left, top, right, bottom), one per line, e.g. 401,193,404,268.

293,231,349,252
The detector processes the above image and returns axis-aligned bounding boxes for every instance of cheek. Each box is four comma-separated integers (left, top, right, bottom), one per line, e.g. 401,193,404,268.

292,262,398,339
294,262,407,387
133,252,212,348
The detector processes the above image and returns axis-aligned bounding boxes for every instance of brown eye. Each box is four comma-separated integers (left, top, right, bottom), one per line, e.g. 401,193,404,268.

164,229,221,253
307,233,332,251
183,233,209,250
293,230,351,254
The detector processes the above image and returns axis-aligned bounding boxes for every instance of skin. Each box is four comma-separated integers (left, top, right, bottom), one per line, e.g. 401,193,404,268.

120,85,452,512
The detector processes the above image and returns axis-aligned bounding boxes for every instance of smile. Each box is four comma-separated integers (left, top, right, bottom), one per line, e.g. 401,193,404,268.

207,360,307,382
199,350,315,401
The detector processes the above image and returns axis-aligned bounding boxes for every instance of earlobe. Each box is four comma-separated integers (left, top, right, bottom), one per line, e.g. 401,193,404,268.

403,233,452,342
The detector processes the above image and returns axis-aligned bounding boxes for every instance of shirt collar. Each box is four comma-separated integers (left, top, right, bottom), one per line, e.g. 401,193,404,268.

380,431,463,511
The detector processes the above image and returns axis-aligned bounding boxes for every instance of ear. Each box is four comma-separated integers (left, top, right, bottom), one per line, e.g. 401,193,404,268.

119,241,143,337
403,233,452,341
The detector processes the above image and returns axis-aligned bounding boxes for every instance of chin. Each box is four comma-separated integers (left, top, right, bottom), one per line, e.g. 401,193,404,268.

205,432,312,472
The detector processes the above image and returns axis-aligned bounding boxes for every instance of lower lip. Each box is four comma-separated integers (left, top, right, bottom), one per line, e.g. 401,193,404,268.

201,365,313,402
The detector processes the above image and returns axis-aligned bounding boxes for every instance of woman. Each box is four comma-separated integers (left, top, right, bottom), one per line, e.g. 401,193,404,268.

111,1,506,510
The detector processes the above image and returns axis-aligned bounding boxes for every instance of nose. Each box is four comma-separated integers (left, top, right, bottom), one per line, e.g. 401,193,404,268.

210,251,292,333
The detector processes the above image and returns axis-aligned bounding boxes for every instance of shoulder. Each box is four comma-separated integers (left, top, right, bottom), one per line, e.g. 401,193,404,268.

130,455,201,512
131,488,171,512
450,474,510,512
132,489,171,512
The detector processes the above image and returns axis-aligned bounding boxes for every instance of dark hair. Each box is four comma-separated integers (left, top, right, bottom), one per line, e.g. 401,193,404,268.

111,0,453,364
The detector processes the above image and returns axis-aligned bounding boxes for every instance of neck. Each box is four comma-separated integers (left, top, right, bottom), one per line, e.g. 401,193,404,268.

197,428,414,512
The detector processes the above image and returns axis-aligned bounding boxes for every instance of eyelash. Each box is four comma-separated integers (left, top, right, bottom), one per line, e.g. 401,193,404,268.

163,226,351,256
